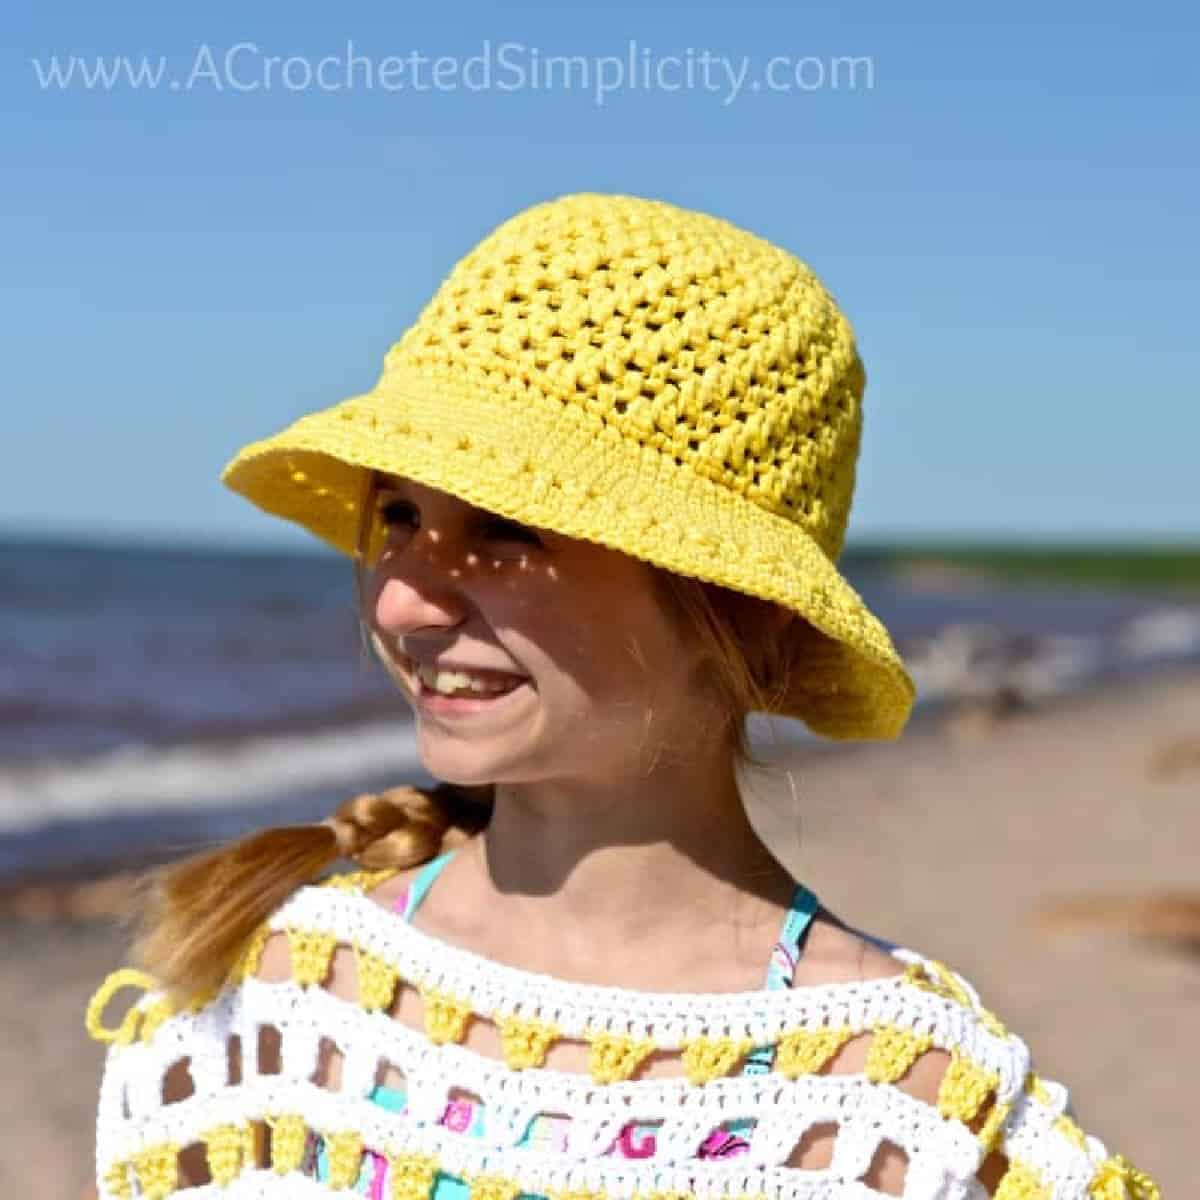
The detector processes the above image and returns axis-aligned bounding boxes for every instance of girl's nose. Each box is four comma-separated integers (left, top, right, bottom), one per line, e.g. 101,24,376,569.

371,569,469,641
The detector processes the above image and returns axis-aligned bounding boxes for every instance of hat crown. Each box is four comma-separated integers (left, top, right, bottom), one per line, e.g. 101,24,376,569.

381,192,865,561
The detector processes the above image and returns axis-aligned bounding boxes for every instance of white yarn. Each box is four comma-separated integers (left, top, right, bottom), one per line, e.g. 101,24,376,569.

92,877,1117,1199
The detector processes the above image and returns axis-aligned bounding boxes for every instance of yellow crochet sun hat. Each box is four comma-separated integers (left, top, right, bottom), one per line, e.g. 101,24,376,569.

221,192,916,740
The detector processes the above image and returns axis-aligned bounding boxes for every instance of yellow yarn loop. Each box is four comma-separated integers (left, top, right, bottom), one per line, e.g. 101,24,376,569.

994,1158,1051,1200
464,1173,522,1200
101,1160,133,1199
84,968,161,1045
775,1026,855,1077
936,1049,1000,1124
131,1143,179,1200
386,1151,440,1200
352,944,401,1012
587,1030,657,1084
498,1014,560,1070
286,927,338,986
1089,1155,1162,1200
232,919,273,983
325,1130,365,1190
863,1025,933,1085
421,986,473,1044
265,1112,308,1174
681,1035,754,1085
975,1099,1012,1154
904,959,1008,1038
203,1123,255,1187
320,867,402,894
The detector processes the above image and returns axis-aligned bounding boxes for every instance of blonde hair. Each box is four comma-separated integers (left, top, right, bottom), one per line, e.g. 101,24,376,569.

132,469,808,1006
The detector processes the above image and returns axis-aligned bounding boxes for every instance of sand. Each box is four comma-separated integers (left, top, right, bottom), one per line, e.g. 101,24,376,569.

6,667,1197,1199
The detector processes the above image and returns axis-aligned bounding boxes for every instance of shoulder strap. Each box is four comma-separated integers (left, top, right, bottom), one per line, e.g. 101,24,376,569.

741,880,821,1076
770,881,820,984
396,849,458,921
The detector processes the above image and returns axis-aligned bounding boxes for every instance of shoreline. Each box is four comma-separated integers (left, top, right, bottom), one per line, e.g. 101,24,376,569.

4,659,1198,905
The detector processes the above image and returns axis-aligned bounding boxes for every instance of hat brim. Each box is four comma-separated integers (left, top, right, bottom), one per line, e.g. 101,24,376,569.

221,363,915,740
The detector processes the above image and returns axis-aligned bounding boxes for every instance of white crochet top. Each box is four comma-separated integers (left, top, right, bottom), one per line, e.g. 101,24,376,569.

85,865,1157,1200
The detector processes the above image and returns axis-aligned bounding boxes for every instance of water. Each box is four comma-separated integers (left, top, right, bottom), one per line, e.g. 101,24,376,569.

2,534,1198,880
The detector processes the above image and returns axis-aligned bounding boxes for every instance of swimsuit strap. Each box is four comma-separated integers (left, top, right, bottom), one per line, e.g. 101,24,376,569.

740,880,821,1076
776,881,821,974
395,848,458,920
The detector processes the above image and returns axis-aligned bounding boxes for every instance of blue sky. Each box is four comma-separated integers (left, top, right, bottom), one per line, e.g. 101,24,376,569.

4,1,1197,549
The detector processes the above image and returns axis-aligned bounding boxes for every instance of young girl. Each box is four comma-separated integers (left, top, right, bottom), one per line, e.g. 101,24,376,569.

85,192,1159,1199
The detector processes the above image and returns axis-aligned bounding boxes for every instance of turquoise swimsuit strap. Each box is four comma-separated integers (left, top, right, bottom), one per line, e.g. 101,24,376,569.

779,881,821,960
740,880,821,1076
398,848,459,920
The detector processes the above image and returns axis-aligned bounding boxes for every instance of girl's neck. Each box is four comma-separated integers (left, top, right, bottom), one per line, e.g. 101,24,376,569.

415,771,799,989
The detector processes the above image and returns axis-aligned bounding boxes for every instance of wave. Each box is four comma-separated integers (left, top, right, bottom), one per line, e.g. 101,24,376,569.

0,717,428,837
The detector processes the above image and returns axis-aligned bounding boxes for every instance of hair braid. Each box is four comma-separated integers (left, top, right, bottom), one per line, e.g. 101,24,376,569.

130,781,494,1007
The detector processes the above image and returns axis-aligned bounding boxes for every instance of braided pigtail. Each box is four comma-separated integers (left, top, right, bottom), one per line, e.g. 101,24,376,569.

130,781,494,1008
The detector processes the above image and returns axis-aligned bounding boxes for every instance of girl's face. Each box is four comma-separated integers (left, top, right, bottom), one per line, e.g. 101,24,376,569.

366,474,720,787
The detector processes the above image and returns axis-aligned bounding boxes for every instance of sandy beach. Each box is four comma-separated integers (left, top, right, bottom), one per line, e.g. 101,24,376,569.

5,666,1197,1199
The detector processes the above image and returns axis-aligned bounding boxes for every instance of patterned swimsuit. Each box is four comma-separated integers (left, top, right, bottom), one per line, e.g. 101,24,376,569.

306,850,822,1198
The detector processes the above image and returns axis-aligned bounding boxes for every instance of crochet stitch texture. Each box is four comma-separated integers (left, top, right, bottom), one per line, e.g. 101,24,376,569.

86,871,1160,1200
220,192,915,741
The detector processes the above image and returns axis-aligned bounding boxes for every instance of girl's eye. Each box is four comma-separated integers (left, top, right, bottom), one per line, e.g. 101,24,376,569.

482,517,543,546
378,498,417,528
378,499,542,547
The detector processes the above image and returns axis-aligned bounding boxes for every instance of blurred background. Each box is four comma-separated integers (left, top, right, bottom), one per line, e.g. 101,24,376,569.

3,2,1197,1196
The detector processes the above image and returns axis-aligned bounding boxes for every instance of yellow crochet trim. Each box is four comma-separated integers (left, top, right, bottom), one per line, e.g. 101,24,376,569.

101,1160,133,1199
353,943,401,1011
326,1130,365,1190
1089,1154,1162,1200
1026,1070,1054,1106
421,986,473,1044
286,926,339,986
137,996,176,1042
387,1151,440,1200
463,1172,522,1200
498,1014,560,1069
994,1158,1052,1200
1025,1070,1099,1153
936,1049,1000,1124
586,1030,657,1084
266,1112,308,1174
863,1024,934,1084
233,918,273,982
319,867,402,894
681,1035,754,1084
85,968,160,1045
203,1122,256,1186
132,1143,179,1200
975,1098,1012,1153
1054,1110,1090,1151
774,1026,855,1077
903,959,1009,1038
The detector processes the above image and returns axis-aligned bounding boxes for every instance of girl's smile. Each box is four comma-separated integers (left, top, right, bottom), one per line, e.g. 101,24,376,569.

405,654,536,720
366,472,724,790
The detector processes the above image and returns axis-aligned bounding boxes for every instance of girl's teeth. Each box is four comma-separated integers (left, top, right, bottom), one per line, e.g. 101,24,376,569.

415,664,522,697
